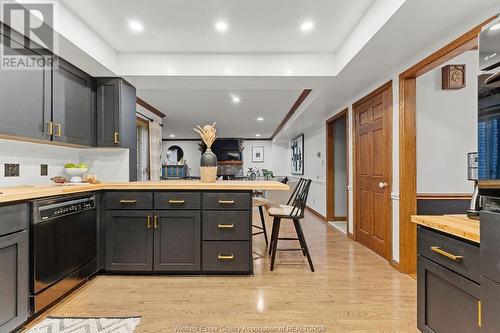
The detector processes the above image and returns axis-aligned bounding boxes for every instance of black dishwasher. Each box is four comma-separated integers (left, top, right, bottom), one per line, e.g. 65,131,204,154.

30,194,97,314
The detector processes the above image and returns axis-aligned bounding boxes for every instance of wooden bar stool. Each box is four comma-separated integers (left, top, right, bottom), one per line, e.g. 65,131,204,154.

267,178,314,272
252,196,269,245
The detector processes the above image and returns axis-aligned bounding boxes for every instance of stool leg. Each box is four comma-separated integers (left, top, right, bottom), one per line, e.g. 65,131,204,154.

293,219,315,272
270,217,281,271
269,217,277,255
258,206,268,245
293,219,306,256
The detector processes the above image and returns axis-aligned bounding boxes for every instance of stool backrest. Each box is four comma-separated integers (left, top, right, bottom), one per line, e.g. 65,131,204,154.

288,178,312,218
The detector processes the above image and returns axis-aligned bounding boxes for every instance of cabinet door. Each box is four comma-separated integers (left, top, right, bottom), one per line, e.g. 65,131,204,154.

0,231,28,333
0,34,51,140
480,277,500,333
52,58,94,146
417,256,480,333
96,78,120,147
154,211,201,272
106,210,153,271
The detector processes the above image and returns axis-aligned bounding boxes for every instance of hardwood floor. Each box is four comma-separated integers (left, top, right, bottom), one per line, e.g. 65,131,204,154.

28,211,417,332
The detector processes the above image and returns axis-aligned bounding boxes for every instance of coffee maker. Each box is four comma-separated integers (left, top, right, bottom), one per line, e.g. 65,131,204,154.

467,152,481,219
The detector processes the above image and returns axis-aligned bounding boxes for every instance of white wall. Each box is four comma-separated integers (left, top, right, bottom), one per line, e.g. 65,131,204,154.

334,119,348,217
416,51,478,194
0,139,129,187
242,141,273,172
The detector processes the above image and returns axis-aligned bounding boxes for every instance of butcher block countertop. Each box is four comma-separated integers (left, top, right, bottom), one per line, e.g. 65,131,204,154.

411,214,480,243
0,180,289,203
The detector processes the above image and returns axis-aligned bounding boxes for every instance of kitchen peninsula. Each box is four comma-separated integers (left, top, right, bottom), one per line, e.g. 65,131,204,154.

0,180,288,330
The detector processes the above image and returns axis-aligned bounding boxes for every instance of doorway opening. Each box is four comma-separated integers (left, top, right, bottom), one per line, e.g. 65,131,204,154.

326,109,349,235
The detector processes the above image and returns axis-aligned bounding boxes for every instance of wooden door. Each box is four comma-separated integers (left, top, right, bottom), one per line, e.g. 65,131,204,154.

354,83,392,259
105,210,153,271
153,211,201,272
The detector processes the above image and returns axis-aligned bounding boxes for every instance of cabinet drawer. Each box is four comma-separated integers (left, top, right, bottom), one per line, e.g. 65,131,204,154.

203,192,251,210
106,192,153,210
203,211,251,241
155,192,201,210
418,226,480,283
202,241,250,273
0,204,28,237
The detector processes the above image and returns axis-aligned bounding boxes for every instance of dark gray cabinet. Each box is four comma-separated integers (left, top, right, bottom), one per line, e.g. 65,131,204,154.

96,78,137,181
480,276,500,332
52,58,95,146
417,226,481,333
105,210,153,271
0,31,51,141
154,211,201,272
0,203,29,333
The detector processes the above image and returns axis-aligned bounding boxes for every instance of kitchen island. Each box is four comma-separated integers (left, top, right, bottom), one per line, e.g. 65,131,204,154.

0,180,289,330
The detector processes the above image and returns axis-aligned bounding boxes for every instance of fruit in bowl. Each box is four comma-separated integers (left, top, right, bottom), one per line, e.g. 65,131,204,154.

64,163,89,183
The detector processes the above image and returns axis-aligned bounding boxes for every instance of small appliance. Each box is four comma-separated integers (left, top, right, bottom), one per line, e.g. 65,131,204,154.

467,152,481,218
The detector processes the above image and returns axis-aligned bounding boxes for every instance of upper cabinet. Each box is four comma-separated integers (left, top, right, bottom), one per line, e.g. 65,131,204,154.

52,58,95,146
96,78,137,181
0,31,52,141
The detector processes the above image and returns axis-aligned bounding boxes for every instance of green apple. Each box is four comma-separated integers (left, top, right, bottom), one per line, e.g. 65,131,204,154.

64,163,76,169
76,163,88,169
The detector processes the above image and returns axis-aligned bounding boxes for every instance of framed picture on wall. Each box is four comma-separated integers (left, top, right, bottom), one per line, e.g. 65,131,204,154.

252,146,265,163
291,134,304,175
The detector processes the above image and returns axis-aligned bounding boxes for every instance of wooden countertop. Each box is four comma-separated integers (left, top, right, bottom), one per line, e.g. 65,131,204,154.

0,180,289,203
411,214,480,243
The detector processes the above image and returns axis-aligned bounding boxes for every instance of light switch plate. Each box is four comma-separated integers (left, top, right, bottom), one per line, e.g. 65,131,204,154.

4,163,20,177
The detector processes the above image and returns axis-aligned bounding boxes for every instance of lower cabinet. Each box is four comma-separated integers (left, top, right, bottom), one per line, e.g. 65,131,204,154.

154,211,201,272
106,210,153,271
0,230,29,333
417,226,481,333
480,276,500,333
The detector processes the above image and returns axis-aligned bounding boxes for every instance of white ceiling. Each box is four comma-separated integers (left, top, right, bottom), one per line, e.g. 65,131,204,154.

61,0,375,53
137,89,302,139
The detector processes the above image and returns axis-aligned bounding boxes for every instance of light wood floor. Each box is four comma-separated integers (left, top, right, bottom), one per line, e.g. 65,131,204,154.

29,211,418,332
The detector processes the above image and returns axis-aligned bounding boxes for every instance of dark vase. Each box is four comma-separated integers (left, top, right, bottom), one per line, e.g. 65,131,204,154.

200,148,218,182
201,148,217,167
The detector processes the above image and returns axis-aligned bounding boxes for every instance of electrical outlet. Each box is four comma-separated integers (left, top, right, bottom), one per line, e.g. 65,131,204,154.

41,164,48,176
4,163,20,177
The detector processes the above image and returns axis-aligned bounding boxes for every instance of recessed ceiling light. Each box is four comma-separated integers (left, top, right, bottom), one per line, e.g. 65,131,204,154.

257,117,264,121
491,23,500,31
300,21,314,32
128,20,144,32
215,21,228,32
255,134,261,137
231,95,240,104
169,134,175,138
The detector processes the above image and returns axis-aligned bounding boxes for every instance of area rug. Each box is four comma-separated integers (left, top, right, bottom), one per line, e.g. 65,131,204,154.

27,317,141,333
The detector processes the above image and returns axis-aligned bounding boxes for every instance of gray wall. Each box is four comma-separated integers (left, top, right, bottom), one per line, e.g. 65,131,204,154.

334,119,347,217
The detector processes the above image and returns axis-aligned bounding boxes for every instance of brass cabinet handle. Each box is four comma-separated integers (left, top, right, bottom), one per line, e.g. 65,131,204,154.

120,199,137,204
218,224,234,229
154,216,158,229
47,122,54,135
430,246,463,261
147,216,151,229
218,200,235,205
478,301,482,328
114,132,120,144
218,254,234,260
169,200,185,204
54,123,62,137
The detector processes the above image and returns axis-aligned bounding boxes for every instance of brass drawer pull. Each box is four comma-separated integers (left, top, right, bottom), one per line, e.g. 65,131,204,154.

154,216,158,229
120,199,137,204
218,224,234,229
478,301,482,328
147,216,151,229
430,246,463,261
114,132,120,144
218,200,235,205
218,254,234,260
169,200,186,204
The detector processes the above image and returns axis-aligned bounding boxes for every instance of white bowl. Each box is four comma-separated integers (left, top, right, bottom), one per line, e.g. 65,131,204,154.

64,168,88,183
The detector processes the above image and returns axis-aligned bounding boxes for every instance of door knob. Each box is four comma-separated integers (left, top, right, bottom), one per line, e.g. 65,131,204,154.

378,182,388,188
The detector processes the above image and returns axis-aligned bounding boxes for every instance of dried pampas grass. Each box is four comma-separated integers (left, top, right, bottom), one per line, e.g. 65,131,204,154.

194,122,217,148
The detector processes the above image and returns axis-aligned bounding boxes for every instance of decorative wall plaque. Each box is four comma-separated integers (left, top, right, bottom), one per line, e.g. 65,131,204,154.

442,64,466,90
